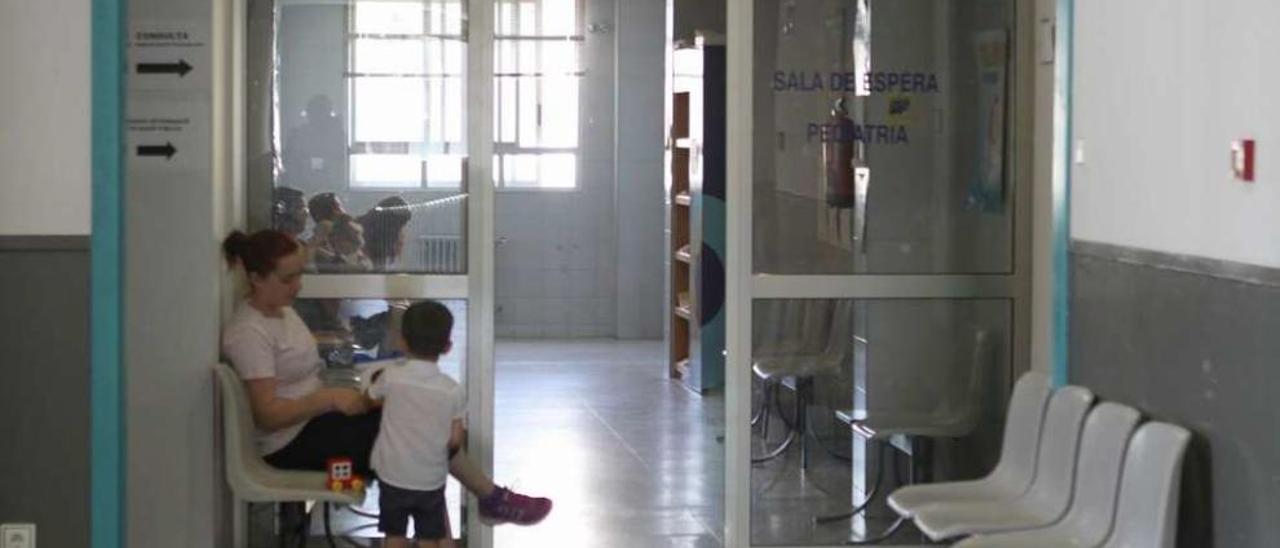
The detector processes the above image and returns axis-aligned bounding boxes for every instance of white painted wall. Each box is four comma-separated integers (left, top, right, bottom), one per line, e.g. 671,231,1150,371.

615,0,667,339
1071,0,1279,267
495,0,622,338
0,0,91,236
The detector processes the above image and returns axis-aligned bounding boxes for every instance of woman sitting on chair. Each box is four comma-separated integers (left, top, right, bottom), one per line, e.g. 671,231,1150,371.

219,228,552,527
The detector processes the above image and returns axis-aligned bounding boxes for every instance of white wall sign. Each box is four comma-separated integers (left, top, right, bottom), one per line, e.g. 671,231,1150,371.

128,21,208,92
126,96,210,176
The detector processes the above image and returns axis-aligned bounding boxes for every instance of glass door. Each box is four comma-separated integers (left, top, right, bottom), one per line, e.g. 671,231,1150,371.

246,0,496,544
726,0,1030,545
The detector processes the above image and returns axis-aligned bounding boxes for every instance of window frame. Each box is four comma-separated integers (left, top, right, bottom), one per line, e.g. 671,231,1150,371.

345,1,468,191
493,0,586,191
343,0,586,192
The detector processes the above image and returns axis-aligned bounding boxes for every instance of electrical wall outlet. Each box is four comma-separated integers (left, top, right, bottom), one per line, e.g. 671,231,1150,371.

0,524,35,548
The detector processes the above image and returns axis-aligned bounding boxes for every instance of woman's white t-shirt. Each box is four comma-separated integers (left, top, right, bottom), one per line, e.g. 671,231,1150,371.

221,303,325,455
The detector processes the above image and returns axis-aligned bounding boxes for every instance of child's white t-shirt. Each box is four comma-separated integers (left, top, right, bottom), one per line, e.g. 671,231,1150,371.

221,303,325,455
369,359,465,491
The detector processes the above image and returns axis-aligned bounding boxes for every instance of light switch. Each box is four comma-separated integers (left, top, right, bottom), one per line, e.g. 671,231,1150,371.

1073,139,1086,165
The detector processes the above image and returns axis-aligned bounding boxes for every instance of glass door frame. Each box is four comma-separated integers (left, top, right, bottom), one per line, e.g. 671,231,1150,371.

293,0,497,546
723,1,1036,545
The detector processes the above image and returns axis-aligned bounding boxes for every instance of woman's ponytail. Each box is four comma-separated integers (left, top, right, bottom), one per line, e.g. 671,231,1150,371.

221,229,300,276
222,230,251,268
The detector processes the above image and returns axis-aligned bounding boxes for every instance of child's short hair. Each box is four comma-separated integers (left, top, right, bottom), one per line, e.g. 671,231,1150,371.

400,300,453,359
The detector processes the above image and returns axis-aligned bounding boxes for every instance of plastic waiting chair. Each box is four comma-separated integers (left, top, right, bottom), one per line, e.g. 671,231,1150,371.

912,385,1095,541
1098,422,1191,548
817,327,994,535
953,402,1143,548
214,363,363,548
751,299,847,469
887,370,1052,518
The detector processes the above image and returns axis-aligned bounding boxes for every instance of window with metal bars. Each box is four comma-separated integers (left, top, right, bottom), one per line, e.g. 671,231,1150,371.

345,0,583,190
494,0,584,189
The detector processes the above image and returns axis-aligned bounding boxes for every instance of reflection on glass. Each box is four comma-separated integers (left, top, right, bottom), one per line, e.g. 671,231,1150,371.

294,298,468,538
753,0,1015,275
254,0,470,273
294,298,467,380
750,298,1010,545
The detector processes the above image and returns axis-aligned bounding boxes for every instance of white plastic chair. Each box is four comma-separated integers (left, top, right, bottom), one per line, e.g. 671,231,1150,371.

1098,422,1191,548
852,327,993,439
952,402,1142,548
214,363,363,548
751,299,848,468
816,327,995,536
912,385,1095,541
887,370,1052,518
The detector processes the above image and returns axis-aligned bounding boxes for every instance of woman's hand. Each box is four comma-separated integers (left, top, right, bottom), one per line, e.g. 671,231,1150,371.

325,387,369,416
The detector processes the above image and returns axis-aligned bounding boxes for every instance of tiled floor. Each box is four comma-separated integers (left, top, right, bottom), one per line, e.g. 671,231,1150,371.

491,339,725,548
276,339,927,547
276,339,723,548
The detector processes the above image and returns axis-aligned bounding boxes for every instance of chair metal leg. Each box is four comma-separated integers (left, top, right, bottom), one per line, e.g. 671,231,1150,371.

846,516,908,545
845,436,929,545
345,504,380,519
324,502,338,548
752,380,793,463
277,502,308,548
761,380,776,440
814,440,886,524
773,379,798,429
751,378,770,427
797,377,811,470
296,505,311,548
752,428,798,463
232,499,248,548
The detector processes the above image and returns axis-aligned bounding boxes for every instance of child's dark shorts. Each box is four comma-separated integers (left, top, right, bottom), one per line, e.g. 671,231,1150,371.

378,482,448,540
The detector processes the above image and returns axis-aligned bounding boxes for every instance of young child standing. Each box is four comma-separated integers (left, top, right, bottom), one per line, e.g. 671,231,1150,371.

368,301,551,548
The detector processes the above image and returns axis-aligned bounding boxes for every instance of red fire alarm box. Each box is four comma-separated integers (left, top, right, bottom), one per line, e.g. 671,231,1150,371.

1232,139,1255,182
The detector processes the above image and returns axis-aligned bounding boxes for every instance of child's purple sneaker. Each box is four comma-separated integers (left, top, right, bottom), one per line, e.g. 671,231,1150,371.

478,486,552,526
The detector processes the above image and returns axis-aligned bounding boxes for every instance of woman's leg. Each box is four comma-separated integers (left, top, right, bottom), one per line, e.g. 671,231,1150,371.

264,411,382,477
447,449,496,498
268,412,500,499
445,446,552,526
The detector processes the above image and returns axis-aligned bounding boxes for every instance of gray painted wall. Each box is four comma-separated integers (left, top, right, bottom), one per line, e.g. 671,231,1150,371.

0,243,91,548
1069,2,1280,546
1070,245,1279,547
673,0,724,43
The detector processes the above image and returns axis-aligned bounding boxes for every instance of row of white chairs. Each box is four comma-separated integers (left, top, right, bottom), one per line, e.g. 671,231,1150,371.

887,371,1191,548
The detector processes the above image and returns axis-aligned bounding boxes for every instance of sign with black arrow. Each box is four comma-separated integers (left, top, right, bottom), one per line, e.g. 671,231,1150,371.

136,142,177,160
129,21,207,91
127,97,206,174
136,60,193,77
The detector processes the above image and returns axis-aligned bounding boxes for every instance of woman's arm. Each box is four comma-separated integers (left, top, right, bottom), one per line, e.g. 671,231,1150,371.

448,417,465,450
243,379,364,432
225,320,365,432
